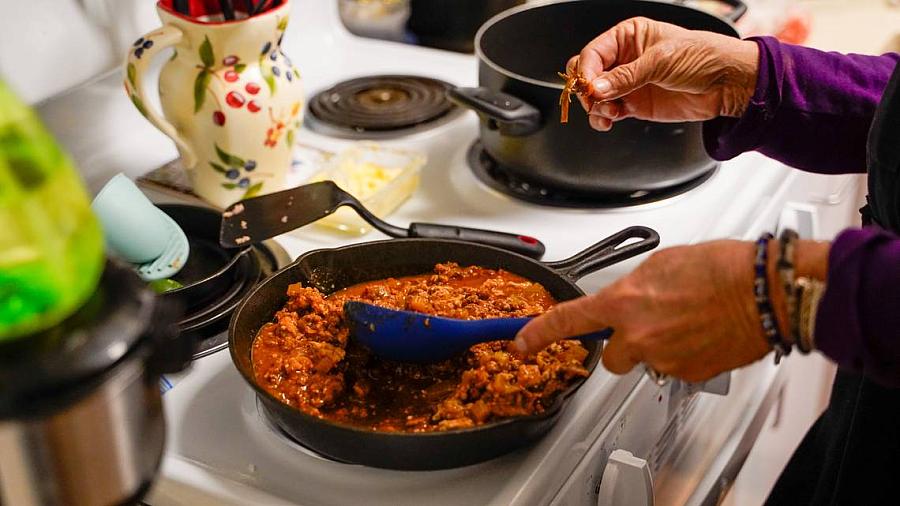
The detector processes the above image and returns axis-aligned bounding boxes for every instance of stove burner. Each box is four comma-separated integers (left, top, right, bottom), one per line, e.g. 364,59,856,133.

183,240,290,359
467,141,718,209
306,75,460,138
255,399,350,464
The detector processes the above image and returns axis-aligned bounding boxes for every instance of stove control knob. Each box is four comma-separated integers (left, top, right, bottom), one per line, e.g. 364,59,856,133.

596,449,654,506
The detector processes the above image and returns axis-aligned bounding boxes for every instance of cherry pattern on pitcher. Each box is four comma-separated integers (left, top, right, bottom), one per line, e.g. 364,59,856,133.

226,91,246,108
176,15,300,131
191,37,251,123
188,35,274,126
189,24,301,199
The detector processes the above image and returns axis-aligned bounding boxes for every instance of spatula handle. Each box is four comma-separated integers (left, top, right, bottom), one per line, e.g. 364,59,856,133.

458,317,612,345
408,223,546,259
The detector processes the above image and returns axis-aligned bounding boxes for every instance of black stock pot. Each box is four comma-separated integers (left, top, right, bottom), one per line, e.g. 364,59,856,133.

449,0,746,196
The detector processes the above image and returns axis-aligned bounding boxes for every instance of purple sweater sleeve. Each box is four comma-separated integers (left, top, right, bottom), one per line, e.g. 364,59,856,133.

817,228,900,386
702,38,900,385
703,36,899,174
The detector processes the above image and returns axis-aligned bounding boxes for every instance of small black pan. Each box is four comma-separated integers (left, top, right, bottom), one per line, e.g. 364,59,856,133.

229,226,659,470
158,204,253,313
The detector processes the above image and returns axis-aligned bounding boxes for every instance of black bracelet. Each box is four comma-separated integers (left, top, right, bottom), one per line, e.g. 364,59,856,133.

754,233,791,362
777,229,801,349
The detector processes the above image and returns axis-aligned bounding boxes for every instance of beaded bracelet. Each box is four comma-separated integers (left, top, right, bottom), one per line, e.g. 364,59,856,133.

754,233,791,362
776,229,800,348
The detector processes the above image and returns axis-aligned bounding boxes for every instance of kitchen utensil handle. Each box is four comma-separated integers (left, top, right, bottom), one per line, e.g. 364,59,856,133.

456,317,612,343
545,226,660,280
124,25,197,168
408,222,546,259
575,327,614,342
447,87,541,137
173,0,190,15
146,297,194,375
220,0,236,20
718,0,747,22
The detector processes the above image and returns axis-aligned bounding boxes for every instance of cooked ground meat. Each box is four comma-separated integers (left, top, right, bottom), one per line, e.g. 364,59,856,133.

251,262,589,432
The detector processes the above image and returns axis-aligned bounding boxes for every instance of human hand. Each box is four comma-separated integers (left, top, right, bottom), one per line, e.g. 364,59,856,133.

567,17,760,131
514,241,772,382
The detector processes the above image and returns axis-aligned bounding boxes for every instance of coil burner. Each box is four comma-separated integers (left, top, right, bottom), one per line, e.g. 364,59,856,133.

306,75,461,138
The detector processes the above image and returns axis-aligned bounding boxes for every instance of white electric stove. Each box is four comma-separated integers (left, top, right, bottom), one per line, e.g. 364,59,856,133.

33,1,860,505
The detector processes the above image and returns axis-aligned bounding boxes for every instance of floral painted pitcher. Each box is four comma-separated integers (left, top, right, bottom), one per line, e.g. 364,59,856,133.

125,0,303,208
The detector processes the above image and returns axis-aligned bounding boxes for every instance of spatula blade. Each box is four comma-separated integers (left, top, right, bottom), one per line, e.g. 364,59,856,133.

344,301,614,363
343,301,522,362
219,181,343,248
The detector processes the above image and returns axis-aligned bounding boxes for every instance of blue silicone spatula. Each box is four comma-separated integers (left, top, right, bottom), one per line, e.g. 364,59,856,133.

344,301,613,363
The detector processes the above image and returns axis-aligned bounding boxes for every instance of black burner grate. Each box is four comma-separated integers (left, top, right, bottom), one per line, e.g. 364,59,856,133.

183,241,288,359
306,75,458,137
467,141,718,209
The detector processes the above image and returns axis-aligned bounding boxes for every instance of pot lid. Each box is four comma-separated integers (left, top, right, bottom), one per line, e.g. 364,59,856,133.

0,260,165,417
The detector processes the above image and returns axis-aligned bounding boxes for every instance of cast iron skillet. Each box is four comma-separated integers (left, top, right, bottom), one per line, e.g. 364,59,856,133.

229,226,659,470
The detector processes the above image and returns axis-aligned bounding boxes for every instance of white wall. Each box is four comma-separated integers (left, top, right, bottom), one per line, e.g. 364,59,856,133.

0,0,157,104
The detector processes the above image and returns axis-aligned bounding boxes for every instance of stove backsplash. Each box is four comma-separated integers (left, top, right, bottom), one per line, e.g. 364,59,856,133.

0,0,159,104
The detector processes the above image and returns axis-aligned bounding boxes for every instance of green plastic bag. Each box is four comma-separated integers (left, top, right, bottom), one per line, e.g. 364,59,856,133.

0,81,104,341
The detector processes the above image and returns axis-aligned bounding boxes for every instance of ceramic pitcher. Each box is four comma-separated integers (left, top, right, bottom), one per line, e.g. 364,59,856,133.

124,0,303,208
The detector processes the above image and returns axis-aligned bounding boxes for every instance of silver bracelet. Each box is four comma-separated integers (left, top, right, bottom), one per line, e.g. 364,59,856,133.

794,277,826,352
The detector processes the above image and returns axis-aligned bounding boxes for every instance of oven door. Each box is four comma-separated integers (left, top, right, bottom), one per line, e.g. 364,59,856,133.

549,359,786,506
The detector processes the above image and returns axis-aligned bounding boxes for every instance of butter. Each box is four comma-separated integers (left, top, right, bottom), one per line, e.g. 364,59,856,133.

317,159,402,199
307,142,426,235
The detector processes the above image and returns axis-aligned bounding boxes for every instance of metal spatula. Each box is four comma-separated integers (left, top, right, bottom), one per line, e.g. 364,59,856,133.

344,301,612,362
219,181,546,258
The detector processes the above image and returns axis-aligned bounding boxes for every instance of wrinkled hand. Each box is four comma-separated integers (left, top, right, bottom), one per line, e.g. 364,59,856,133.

568,17,759,131
513,241,772,382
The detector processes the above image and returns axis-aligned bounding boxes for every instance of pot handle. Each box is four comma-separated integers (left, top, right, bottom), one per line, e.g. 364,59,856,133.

447,87,542,136
544,226,660,281
674,0,747,23
718,0,748,23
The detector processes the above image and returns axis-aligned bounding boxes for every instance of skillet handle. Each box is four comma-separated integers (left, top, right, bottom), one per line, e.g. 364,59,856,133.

409,222,546,259
447,87,541,136
544,226,660,281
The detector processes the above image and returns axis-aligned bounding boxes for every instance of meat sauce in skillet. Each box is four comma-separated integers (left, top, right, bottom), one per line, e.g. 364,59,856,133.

251,262,589,432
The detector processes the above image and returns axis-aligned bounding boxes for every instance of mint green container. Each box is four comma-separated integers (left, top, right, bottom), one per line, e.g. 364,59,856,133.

0,81,104,341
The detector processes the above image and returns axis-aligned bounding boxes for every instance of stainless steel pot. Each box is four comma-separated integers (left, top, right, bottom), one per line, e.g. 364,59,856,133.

0,261,192,506
449,0,746,196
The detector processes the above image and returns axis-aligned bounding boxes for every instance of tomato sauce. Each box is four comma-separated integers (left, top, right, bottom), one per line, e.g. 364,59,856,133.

251,263,589,432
